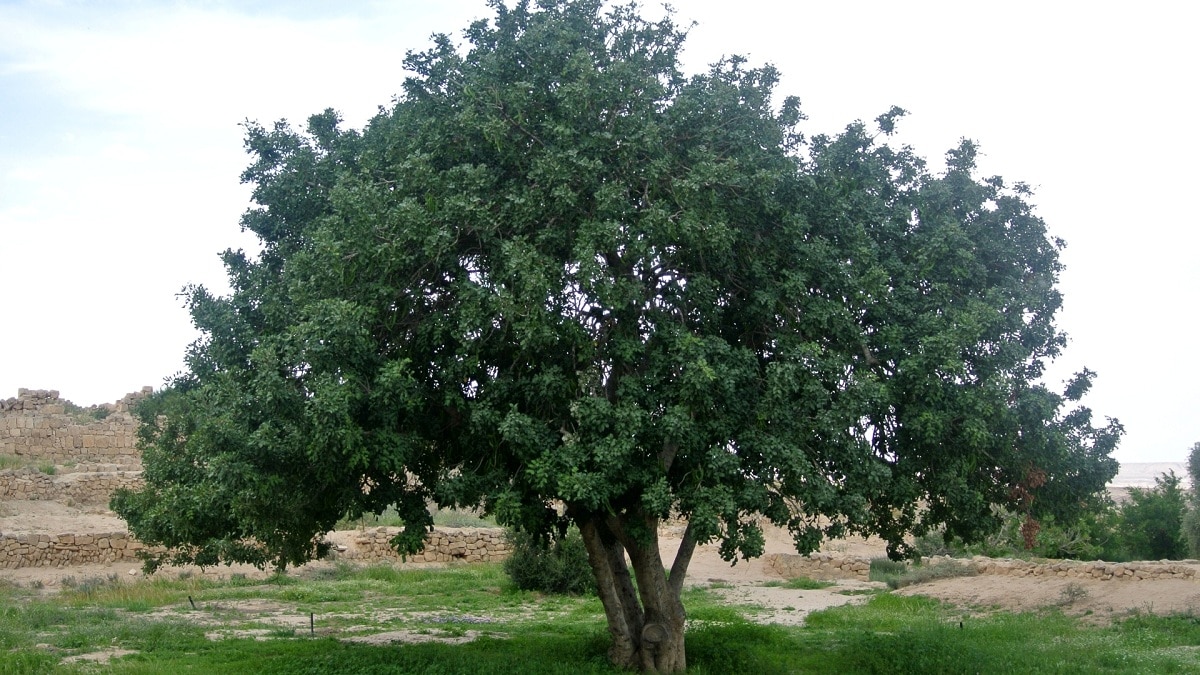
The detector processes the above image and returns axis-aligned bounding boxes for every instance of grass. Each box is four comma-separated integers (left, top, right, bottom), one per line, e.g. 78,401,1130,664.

0,455,57,474
2,564,1200,673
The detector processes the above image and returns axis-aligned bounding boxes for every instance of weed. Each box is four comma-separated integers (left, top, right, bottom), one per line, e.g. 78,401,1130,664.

0,455,25,471
868,556,907,585
870,557,977,590
1058,582,1089,605
0,454,57,474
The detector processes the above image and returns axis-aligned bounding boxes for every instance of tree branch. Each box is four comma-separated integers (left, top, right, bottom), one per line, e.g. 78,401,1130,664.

668,520,697,596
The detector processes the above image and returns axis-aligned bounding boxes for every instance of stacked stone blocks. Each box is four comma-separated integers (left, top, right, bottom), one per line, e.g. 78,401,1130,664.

0,468,144,505
0,527,510,569
342,527,510,564
765,551,1200,583
0,531,151,568
764,552,872,581
1,388,148,467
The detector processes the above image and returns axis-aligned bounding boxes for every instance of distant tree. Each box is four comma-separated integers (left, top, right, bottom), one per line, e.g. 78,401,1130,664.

1183,442,1200,556
112,1,1121,670
1119,471,1187,561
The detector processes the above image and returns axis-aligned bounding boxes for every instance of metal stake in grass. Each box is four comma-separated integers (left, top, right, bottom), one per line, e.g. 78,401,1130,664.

310,613,314,636
188,596,196,610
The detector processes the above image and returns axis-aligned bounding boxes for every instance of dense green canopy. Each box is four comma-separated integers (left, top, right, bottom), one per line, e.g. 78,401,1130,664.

114,1,1120,670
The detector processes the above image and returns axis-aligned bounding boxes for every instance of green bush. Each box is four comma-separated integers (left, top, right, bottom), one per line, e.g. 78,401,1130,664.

868,557,908,587
1184,442,1200,558
913,505,1128,562
1119,471,1188,561
503,526,595,596
869,557,976,590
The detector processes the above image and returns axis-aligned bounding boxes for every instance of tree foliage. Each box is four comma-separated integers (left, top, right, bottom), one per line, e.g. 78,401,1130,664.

1118,471,1188,561
1185,442,1200,557
113,1,1120,670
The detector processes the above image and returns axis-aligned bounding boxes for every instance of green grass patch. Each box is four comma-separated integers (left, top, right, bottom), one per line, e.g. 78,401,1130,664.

0,455,26,471
0,454,58,474
800,595,1200,673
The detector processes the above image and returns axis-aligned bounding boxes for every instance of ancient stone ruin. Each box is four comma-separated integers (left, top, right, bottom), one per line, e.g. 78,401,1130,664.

0,387,510,570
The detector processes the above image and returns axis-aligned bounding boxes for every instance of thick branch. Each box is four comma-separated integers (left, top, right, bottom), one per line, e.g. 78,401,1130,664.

668,520,697,596
577,515,643,668
659,440,679,473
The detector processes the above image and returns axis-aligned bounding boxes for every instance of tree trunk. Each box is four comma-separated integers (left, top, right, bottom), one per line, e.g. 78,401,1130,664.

577,512,695,673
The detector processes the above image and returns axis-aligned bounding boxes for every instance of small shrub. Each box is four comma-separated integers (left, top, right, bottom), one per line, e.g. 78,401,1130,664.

36,462,56,475
912,530,957,559
1058,582,1088,605
503,526,595,595
869,557,907,586
1120,471,1188,561
870,558,976,590
1184,442,1200,558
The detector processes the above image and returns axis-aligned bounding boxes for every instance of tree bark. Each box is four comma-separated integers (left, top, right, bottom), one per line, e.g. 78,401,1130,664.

577,511,690,673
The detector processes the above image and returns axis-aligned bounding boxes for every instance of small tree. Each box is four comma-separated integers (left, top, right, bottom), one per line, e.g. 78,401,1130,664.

1185,442,1200,557
1119,471,1188,561
113,2,1121,670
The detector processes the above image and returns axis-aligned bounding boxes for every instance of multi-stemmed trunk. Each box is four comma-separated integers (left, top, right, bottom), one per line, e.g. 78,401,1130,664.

576,511,697,673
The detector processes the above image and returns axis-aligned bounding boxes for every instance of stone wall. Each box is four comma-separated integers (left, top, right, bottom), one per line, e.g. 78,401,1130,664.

0,468,144,505
0,388,149,467
765,552,1200,583
0,531,150,568
339,527,511,564
764,552,872,581
946,555,1199,581
0,527,510,569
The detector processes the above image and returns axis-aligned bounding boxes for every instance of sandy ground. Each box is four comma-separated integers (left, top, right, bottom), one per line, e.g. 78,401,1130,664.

4,501,1200,626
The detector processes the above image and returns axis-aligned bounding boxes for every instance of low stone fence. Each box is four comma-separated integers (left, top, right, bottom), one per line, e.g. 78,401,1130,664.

944,555,1200,581
0,532,151,568
0,527,511,569
764,551,1200,583
764,552,872,581
339,527,511,564
0,468,144,505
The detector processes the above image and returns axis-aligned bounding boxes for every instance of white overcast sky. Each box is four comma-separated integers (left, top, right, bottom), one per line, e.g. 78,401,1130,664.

1,1,1196,463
